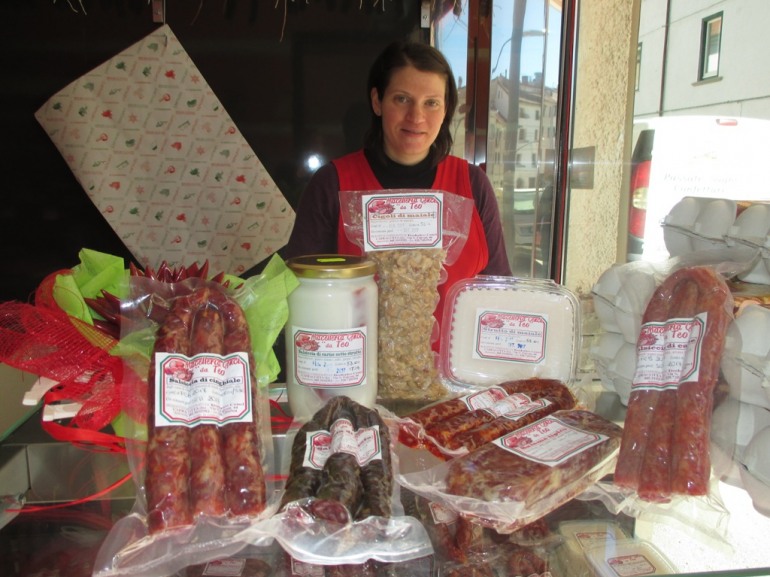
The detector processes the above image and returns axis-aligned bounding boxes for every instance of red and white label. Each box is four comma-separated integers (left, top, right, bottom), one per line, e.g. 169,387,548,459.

606,553,656,576
493,416,607,467
154,352,252,427
302,418,382,469
473,311,548,363
632,312,706,391
362,192,443,250
292,328,368,388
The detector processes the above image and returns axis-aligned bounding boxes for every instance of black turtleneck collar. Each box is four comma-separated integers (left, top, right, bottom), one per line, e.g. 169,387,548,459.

364,147,438,190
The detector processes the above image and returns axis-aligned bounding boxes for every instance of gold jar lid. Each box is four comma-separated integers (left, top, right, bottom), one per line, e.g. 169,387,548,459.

286,254,376,279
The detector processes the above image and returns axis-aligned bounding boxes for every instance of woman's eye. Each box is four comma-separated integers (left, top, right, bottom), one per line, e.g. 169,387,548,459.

394,95,409,104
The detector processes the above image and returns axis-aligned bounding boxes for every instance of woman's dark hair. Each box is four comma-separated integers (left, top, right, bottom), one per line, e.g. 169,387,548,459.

365,40,458,166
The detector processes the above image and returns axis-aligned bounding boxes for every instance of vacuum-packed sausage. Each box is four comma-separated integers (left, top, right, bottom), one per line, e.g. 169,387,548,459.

282,397,394,524
636,277,698,502
446,410,622,508
614,266,732,499
446,388,576,452
403,379,575,454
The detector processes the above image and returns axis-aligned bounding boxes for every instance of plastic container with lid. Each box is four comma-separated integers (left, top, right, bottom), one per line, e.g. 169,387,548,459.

553,520,631,577
583,538,676,577
285,255,378,420
439,275,580,389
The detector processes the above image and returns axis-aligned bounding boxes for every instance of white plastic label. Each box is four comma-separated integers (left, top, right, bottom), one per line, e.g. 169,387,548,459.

291,327,368,387
492,394,552,419
362,192,443,250
303,418,383,469
606,553,656,576
154,352,251,428
493,416,607,467
575,530,619,549
428,501,458,525
460,386,509,410
632,312,706,391
473,310,548,363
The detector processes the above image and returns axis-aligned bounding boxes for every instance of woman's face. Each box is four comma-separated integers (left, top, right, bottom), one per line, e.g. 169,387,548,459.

371,65,447,166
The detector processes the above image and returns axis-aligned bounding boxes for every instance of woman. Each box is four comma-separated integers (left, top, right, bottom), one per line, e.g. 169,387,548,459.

283,40,511,327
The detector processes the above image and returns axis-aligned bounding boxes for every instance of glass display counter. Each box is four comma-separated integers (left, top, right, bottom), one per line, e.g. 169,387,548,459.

2,390,770,577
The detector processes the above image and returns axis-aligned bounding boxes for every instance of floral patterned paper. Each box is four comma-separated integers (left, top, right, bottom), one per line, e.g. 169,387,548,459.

35,24,295,276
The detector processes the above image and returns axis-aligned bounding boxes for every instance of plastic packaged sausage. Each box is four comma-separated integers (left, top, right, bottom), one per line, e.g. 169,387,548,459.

398,409,623,534
94,259,294,577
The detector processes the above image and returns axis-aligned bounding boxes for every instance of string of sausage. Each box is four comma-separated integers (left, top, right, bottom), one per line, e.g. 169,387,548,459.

282,396,393,523
402,378,575,456
614,266,732,500
145,286,267,533
445,386,576,452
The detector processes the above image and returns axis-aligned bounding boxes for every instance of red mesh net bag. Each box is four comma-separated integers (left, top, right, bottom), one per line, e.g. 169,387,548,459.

0,299,145,452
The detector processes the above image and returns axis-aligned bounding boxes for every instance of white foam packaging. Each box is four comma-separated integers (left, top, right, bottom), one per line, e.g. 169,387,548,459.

710,397,770,485
726,202,770,284
662,196,737,257
721,304,770,410
591,262,656,343
740,425,770,517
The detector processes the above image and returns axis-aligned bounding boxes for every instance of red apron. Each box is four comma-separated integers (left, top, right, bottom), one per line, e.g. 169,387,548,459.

333,150,489,343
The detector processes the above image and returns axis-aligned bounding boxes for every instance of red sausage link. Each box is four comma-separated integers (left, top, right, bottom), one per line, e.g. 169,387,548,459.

614,270,676,490
446,387,576,452
636,277,699,502
189,302,228,517
215,291,267,516
145,291,196,533
670,267,732,495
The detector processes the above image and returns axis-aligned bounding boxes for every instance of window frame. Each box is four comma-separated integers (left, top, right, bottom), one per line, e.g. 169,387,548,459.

699,12,723,80
635,42,642,90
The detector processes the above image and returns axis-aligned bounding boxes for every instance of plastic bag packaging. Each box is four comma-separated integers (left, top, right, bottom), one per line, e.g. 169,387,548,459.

583,263,736,545
397,409,623,535
612,265,733,501
233,396,433,569
339,189,473,402
396,378,578,460
403,489,559,576
94,258,296,577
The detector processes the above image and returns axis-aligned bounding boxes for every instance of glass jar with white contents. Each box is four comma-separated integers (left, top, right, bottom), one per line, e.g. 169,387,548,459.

285,255,378,420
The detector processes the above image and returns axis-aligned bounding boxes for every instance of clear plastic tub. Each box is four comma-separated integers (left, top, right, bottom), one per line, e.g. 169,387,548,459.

439,276,580,389
554,520,631,577
584,538,676,577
